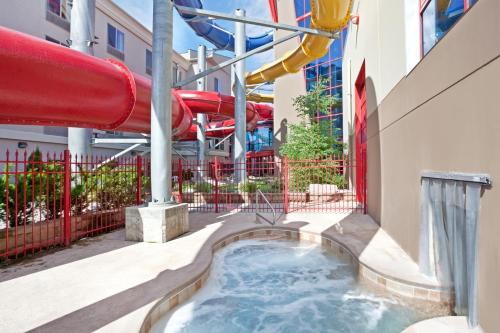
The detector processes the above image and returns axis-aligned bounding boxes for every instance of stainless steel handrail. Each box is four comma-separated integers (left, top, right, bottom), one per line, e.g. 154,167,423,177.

256,189,276,225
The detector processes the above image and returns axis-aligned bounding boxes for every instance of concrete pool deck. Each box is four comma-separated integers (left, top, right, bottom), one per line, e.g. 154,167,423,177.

0,212,451,332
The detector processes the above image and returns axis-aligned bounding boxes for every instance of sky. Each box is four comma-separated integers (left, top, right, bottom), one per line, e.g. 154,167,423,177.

112,0,274,73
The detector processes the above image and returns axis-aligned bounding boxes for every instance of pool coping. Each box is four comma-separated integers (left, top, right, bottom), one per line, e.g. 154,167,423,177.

141,226,453,333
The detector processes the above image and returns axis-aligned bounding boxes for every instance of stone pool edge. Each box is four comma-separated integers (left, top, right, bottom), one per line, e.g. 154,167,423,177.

140,226,452,333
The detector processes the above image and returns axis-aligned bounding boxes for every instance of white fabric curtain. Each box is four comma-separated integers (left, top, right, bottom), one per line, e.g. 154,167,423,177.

419,178,481,327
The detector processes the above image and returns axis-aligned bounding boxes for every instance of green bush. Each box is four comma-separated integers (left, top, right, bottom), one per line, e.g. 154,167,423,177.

239,182,258,193
195,182,213,193
83,162,149,210
288,160,346,192
278,77,346,190
279,122,343,160
0,150,150,228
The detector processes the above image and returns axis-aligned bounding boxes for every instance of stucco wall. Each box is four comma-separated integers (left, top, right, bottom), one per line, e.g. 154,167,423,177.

345,0,500,331
272,0,306,154
342,0,411,151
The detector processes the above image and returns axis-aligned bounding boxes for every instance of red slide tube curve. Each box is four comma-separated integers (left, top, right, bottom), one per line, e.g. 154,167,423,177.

0,27,270,139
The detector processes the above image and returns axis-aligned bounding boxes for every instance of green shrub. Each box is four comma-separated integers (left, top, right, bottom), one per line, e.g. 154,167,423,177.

195,182,213,193
239,182,258,193
182,169,193,181
0,150,150,228
279,78,344,160
288,160,346,192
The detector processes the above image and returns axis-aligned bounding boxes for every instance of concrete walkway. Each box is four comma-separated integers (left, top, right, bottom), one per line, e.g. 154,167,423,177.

402,316,484,333
0,212,440,333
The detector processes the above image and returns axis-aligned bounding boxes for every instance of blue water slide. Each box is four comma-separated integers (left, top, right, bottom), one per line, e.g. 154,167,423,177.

174,0,274,51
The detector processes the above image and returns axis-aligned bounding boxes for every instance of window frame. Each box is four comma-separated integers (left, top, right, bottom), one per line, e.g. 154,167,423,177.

107,23,125,54
47,0,68,20
146,49,153,75
45,35,69,47
419,0,476,57
293,0,346,141
214,77,219,92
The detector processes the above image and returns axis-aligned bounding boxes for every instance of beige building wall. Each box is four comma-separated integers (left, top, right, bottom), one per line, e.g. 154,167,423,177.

343,0,500,331
342,0,412,151
181,50,232,95
272,0,306,154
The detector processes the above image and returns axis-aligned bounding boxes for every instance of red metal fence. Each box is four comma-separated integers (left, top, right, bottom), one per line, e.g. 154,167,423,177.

0,150,149,260
1,150,364,261
174,154,364,214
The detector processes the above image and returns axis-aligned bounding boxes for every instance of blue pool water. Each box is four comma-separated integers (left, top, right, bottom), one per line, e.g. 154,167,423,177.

151,239,431,333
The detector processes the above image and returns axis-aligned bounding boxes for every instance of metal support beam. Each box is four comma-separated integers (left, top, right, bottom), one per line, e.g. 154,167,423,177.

230,64,236,161
246,82,269,95
174,31,301,88
68,0,95,159
92,144,141,171
234,9,246,183
92,138,150,144
174,5,335,38
214,133,233,149
150,0,174,204
196,45,207,176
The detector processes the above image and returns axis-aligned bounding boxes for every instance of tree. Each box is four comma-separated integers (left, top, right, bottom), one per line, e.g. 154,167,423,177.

279,78,343,159
292,78,341,121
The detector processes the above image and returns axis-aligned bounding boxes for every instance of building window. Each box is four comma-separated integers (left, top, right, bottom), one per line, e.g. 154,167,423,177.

420,0,477,56
209,139,225,151
173,63,178,84
293,1,346,142
214,78,219,92
45,35,68,47
146,49,153,75
46,0,70,31
107,24,125,59
47,0,69,20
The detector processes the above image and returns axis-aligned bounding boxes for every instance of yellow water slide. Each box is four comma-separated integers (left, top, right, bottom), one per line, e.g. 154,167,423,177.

246,92,274,103
246,0,352,85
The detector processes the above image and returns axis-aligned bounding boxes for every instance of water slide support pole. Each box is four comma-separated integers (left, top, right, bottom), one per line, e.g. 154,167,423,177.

230,62,236,161
196,45,207,176
234,9,247,183
68,0,95,159
150,0,174,204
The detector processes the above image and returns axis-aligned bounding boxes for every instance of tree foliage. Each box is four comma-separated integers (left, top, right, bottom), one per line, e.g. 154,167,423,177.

279,78,344,160
292,78,341,121
279,122,342,160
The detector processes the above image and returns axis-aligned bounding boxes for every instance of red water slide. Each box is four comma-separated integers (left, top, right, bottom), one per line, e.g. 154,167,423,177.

0,27,271,140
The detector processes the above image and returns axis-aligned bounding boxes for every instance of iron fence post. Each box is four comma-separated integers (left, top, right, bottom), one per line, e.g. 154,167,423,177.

136,155,143,205
214,158,219,213
63,150,71,246
178,159,183,203
283,157,289,214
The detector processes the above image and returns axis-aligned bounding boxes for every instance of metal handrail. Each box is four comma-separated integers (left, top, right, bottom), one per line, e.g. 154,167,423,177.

256,189,276,225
